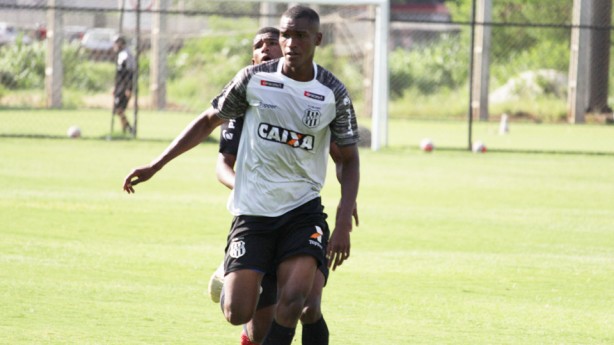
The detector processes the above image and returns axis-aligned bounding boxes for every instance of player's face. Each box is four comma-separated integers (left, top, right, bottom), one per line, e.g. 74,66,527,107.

279,16,322,68
252,33,282,65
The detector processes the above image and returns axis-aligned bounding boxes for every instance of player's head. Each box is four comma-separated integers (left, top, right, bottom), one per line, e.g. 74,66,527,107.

279,6,322,68
113,35,127,52
252,27,282,65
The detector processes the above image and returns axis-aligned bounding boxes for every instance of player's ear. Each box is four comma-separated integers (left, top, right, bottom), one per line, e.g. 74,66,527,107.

315,32,322,46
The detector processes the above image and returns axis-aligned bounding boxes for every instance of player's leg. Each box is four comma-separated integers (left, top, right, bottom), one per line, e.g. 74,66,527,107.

114,93,132,134
222,215,276,326
242,273,277,344
262,255,318,345
301,269,328,345
222,269,263,325
242,304,275,344
261,198,330,345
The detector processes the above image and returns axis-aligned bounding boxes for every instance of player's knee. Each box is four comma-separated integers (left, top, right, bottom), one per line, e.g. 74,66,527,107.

300,302,322,324
223,304,252,325
277,294,307,322
225,311,251,326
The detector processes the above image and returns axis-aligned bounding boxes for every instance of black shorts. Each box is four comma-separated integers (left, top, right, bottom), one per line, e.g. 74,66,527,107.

113,92,130,113
223,197,330,282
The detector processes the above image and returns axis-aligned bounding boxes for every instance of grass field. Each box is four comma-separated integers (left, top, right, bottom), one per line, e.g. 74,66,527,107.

1,118,614,344
3,109,614,154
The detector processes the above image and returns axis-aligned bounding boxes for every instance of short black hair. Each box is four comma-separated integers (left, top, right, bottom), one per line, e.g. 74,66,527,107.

256,26,280,37
282,5,320,27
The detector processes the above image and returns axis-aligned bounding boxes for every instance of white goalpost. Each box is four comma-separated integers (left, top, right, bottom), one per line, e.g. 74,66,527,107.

241,0,390,151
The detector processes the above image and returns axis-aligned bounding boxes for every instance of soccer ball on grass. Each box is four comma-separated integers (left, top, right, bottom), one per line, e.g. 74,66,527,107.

419,138,434,152
67,125,81,139
472,140,487,153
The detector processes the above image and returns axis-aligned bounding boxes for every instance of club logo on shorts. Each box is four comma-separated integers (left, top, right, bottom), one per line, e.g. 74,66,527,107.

229,239,246,258
302,109,321,128
309,225,324,249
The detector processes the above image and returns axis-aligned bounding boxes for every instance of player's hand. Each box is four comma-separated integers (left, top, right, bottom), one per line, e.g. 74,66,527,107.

327,220,352,271
125,90,132,98
123,165,157,194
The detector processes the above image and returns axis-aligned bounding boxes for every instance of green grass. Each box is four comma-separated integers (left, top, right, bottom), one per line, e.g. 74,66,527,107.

384,118,614,154
2,123,614,344
2,109,614,154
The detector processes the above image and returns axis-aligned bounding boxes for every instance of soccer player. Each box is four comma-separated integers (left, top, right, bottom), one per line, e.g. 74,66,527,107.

214,26,285,345
212,27,359,345
123,6,359,345
112,35,136,134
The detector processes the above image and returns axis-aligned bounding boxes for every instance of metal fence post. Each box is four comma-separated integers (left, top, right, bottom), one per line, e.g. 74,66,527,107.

568,0,591,123
467,0,477,150
151,0,169,110
471,0,492,122
132,0,141,138
45,0,63,109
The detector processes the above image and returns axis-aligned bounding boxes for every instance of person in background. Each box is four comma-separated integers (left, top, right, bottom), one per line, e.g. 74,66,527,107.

112,35,136,135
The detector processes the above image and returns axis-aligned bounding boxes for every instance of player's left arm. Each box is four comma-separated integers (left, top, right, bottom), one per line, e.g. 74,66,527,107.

216,153,236,190
327,143,359,271
330,143,359,226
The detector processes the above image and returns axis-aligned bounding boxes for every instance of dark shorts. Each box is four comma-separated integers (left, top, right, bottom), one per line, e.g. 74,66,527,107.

223,197,330,283
113,92,130,113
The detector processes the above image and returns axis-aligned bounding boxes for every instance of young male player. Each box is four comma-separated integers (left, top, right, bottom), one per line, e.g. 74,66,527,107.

211,27,359,345
214,26,287,345
123,6,360,345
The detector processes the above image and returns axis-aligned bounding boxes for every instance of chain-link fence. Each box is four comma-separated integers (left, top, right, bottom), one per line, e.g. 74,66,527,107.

1,0,613,153
387,0,614,153
0,1,376,141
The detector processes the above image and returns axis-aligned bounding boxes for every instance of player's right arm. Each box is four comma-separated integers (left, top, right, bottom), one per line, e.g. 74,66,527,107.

123,107,226,193
124,63,253,193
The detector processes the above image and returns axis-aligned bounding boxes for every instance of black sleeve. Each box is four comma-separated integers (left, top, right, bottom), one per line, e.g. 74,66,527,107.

211,66,252,120
218,117,244,155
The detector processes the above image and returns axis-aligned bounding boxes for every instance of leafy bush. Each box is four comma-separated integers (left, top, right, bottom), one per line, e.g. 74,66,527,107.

315,45,363,102
0,41,114,92
166,32,253,94
390,33,469,98
490,37,569,89
64,45,114,92
0,40,46,89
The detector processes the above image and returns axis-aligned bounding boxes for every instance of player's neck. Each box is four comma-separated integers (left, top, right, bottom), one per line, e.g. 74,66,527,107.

282,61,314,82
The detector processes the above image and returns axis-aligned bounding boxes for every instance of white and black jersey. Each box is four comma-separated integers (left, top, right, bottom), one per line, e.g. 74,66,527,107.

115,48,135,96
212,57,359,217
